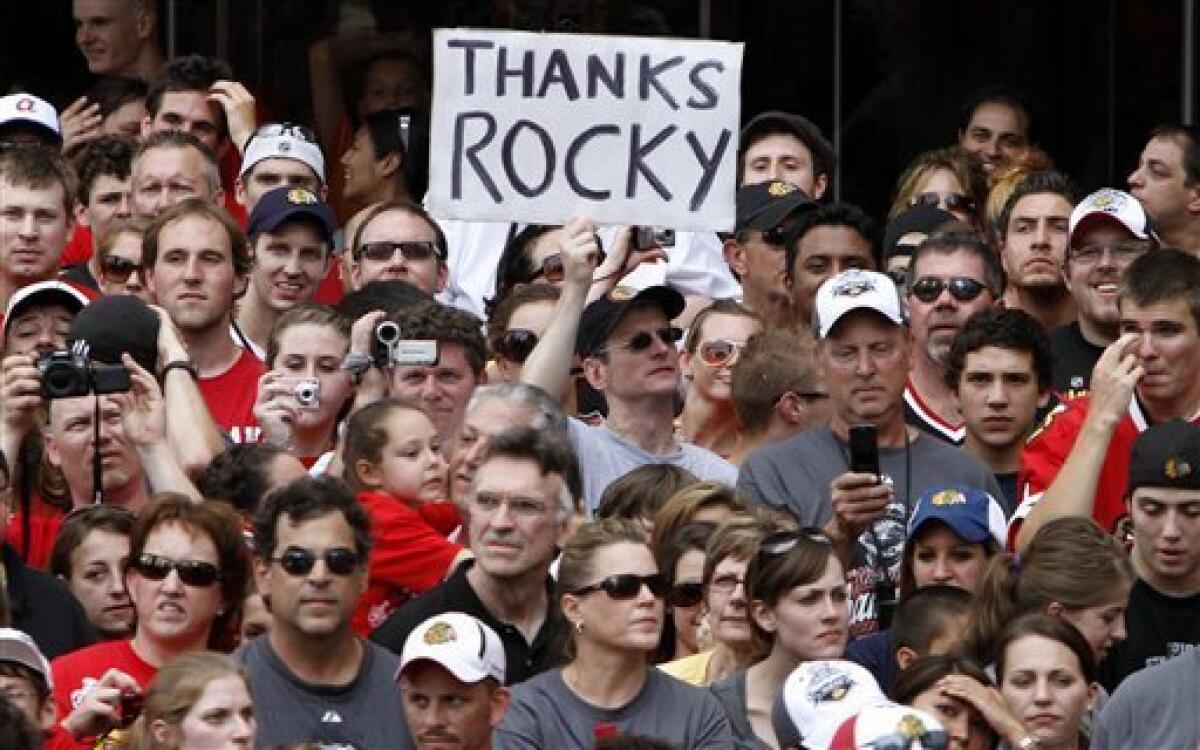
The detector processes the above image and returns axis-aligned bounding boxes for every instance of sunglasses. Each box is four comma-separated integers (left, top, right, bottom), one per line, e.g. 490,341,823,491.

600,326,683,355
758,528,833,561
698,339,743,368
270,546,361,577
251,122,319,144
130,553,221,587
355,240,440,263
101,256,142,283
865,729,950,750
570,572,667,600
669,581,705,608
910,191,975,214
909,276,988,304
529,247,607,284
496,328,538,363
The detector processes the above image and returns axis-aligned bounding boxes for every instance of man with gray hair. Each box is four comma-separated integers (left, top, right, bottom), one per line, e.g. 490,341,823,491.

129,130,222,217
371,426,577,684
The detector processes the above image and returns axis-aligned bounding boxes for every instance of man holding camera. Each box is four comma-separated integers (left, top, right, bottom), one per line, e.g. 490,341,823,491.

142,198,263,442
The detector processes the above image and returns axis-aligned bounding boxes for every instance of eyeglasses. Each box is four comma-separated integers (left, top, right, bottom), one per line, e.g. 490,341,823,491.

355,240,440,263
269,546,361,576
910,191,975,214
1069,241,1149,266
758,528,833,561
669,581,705,608
909,276,988,304
708,572,746,593
864,728,950,750
698,339,743,368
251,122,318,143
496,328,539,363
101,256,142,284
130,553,221,587
599,326,683,355
528,247,607,284
471,490,550,519
570,572,667,600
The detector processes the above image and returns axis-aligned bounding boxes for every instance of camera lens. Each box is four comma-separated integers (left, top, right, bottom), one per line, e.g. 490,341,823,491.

375,321,400,344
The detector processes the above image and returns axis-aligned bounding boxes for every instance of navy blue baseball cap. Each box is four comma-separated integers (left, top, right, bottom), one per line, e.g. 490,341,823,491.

246,187,336,245
907,485,1007,546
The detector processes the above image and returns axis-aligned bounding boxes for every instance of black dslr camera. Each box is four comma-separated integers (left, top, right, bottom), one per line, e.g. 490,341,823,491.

371,321,439,368
37,348,131,399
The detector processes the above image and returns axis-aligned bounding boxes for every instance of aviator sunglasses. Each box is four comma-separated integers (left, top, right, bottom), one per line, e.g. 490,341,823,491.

909,276,988,304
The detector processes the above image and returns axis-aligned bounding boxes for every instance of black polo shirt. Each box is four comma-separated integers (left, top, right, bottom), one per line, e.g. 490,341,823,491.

4,543,96,659
369,562,563,685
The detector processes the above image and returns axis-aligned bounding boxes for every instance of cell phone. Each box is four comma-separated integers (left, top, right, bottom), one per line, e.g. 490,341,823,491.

848,424,880,480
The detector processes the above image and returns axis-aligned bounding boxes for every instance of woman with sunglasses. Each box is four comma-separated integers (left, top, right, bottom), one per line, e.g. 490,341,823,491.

254,304,355,470
497,518,732,748
680,301,765,459
888,148,988,228
95,217,151,300
487,283,561,383
47,494,249,748
654,521,715,663
661,515,776,687
710,527,849,749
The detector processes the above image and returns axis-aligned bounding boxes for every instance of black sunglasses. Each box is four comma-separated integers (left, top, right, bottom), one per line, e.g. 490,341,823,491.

600,326,683,355
909,276,988,304
101,256,142,283
669,581,705,608
131,553,222,587
355,240,440,263
570,572,667,600
496,328,539,363
910,191,975,214
270,546,361,577
251,122,318,143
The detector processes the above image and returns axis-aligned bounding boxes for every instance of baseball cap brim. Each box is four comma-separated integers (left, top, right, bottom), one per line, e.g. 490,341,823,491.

4,282,89,335
399,652,491,685
248,201,337,245
1069,211,1148,244
576,285,686,357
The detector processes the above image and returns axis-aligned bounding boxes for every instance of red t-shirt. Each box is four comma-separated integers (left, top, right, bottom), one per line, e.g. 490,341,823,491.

353,490,463,636
197,348,264,443
46,639,158,749
5,499,66,570
1013,396,1195,546
61,225,94,268
311,261,346,306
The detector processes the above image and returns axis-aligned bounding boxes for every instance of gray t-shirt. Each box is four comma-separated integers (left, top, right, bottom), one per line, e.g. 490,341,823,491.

1093,649,1200,750
709,671,773,749
738,425,1003,638
495,667,732,749
234,635,413,750
569,419,738,514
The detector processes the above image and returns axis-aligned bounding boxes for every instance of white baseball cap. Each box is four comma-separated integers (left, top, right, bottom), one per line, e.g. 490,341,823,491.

775,660,890,750
0,94,61,145
240,128,326,183
0,628,52,690
398,612,506,685
813,269,905,339
4,280,91,337
1069,188,1150,244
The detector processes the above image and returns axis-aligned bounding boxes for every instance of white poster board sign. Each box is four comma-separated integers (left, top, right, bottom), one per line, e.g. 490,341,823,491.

427,28,743,232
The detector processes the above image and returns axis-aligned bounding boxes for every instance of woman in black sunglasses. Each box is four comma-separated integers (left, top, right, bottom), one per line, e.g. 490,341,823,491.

888,147,987,230
653,521,715,665
50,495,250,745
709,527,850,748
486,283,561,383
497,518,733,748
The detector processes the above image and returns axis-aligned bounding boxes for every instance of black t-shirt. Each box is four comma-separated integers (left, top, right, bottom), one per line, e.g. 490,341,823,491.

370,562,564,685
60,262,99,293
1100,578,1200,691
1049,322,1104,399
994,471,1018,516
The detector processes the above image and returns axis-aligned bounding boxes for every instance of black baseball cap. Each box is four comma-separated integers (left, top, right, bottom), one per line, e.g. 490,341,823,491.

68,295,160,374
575,286,686,358
882,206,957,262
736,179,816,233
246,186,336,244
1128,419,1200,493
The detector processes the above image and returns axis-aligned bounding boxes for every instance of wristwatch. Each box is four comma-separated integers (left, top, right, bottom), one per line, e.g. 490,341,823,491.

160,359,198,381
341,353,374,385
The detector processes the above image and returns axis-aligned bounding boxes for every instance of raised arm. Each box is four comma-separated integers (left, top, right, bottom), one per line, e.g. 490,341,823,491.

154,308,226,477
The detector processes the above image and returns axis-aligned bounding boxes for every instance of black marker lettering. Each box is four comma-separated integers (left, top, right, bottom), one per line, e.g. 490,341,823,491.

496,47,534,97
566,125,619,200
537,49,581,100
502,120,556,198
686,128,731,210
638,55,684,109
446,39,495,96
452,111,501,203
686,60,723,110
586,53,625,98
626,124,676,200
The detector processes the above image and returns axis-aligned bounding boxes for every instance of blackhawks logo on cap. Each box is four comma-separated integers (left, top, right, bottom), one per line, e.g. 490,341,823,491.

897,713,927,738
423,621,457,645
768,180,795,197
287,188,318,205
931,489,966,506
1166,456,1192,480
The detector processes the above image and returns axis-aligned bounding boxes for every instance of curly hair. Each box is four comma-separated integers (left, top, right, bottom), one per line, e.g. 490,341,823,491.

146,54,234,135
390,300,487,375
72,135,135,204
196,443,295,517
943,307,1053,392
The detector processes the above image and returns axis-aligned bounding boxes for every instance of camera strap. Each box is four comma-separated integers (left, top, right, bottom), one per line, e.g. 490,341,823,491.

92,392,103,505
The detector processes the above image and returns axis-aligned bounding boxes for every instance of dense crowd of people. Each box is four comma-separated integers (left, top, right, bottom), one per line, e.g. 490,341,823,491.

0,1,1196,748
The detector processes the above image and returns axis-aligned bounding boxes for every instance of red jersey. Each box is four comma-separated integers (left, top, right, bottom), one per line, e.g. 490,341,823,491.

5,499,65,570
1014,396,1189,546
353,490,463,636
46,639,158,749
198,348,264,443
61,225,94,267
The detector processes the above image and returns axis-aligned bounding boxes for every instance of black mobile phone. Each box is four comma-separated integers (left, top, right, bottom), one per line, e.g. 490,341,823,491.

848,424,880,479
